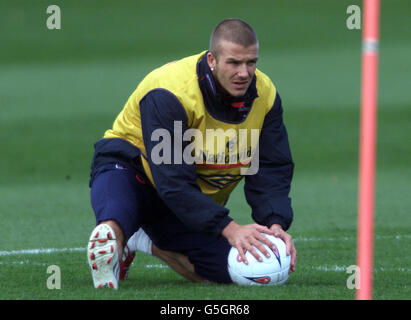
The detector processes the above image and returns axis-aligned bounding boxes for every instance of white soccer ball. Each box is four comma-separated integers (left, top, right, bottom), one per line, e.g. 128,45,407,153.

228,234,291,286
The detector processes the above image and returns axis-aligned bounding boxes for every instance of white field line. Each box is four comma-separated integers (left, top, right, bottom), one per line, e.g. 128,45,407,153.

145,264,169,269
312,265,411,273
0,260,49,266
0,234,409,258
294,234,411,242
0,247,85,256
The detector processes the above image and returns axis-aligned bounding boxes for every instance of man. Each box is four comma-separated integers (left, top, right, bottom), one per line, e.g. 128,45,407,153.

87,18,296,289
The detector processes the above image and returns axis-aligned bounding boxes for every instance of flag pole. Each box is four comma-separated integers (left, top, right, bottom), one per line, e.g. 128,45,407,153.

356,0,380,300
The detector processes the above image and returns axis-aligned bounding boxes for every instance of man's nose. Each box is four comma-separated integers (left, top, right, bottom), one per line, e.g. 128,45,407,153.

237,64,249,79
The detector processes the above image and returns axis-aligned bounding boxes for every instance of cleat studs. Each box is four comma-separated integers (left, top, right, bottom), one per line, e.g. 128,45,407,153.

98,239,107,243
90,241,95,249
90,253,95,260
110,245,114,253
92,263,98,270
107,232,112,239
107,257,112,264
98,250,107,254
94,231,99,238
109,282,114,288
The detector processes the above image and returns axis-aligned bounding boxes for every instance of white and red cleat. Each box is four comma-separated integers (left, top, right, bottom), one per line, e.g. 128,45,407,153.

119,245,136,281
87,224,119,289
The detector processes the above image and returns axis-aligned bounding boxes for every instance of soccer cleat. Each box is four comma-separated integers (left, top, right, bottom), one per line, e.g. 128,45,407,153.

87,224,120,289
119,245,136,281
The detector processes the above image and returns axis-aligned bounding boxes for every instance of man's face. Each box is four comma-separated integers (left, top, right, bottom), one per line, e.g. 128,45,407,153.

207,40,258,97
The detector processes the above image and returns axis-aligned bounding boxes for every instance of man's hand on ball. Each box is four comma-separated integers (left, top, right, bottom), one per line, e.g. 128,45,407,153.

222,221,276,265
269,224,297,272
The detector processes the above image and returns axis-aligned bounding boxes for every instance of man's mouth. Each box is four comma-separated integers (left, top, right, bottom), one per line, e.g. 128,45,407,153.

232,80,248,89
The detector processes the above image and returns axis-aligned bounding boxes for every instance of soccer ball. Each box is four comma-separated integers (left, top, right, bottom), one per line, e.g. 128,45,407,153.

228,234,291,286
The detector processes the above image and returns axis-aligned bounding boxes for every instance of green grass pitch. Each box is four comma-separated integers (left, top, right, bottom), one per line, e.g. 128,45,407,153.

0,0,410,300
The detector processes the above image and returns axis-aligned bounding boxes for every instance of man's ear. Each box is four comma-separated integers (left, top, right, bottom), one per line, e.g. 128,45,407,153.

207,52,216,71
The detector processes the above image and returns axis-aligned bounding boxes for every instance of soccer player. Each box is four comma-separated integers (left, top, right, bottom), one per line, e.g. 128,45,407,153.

87,18,296,289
